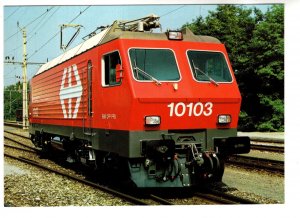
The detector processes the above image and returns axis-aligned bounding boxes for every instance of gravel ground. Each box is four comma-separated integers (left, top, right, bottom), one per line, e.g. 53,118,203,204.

223,165,284,203
4,162,30,176
240,149,284,161
4,131,132,206
4,158,132,206
3,126,284,206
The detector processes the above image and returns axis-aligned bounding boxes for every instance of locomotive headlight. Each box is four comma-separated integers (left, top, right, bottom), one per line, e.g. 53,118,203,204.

218,115,231,124
145,116,161,126
167,31,183,40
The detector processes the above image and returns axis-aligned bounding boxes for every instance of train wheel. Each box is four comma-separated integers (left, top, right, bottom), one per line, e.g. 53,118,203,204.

212,159,225,182
39,134,53,158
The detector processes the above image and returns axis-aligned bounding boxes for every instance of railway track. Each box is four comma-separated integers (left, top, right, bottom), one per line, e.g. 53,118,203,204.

4,125,284,154
3,141,267,205
227,155,284,174
4,129,284,174
4,130,29,140
5,143,255,205
4,140,174,205
4,135,37,151
4,143,37,153
250,141,284,153
195,189,258,204
4,152,151,205
4,127,283,204
4,121,23,128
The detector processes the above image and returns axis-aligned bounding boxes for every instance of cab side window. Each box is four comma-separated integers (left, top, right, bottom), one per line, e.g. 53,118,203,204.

103,51,121,86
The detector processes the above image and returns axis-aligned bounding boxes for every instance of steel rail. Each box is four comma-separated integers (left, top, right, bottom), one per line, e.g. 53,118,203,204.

4,153,150,205
195,192,237,204
5,129,285,155
5,128,285,155
149,194,174,205
4,143,37,153
4,133,174,205
4,130,30,140
195,190,258,204
4,122,23,128
227,155,284,173
4,145,174,206
4,136,37,151
4,125,285,155
206,189,259,204
250,143,284,153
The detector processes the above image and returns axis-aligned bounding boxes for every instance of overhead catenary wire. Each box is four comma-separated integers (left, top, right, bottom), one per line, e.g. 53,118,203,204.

27,7,61,44
4,6,55,42
4,7,20,21
29,6,61,38
28,6,91,61
159,5,186,18
4,6,91,86
6,7,61,57
4,67,18,78
8,5,181,63
5,5,182,85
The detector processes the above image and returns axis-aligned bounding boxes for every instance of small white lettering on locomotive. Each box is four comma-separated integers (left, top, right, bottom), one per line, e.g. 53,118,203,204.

59,64,83,118
32,107,39,117
101,113,117,119
167,102,213,117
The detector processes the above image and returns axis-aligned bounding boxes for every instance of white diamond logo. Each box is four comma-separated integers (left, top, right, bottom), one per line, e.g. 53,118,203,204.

59,64,83,118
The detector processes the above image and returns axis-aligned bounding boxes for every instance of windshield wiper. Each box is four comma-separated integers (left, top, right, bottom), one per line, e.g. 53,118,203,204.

133,60,162,85
192,60,219,86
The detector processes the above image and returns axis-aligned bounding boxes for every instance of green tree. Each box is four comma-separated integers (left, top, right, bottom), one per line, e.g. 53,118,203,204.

249,5,284,131
3,83,23,121
183,5,284,131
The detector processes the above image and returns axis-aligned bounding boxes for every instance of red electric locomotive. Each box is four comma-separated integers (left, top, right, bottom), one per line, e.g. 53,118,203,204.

29,14,250,188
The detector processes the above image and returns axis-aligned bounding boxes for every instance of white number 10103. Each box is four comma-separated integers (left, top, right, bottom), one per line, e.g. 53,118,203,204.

167,102,213,117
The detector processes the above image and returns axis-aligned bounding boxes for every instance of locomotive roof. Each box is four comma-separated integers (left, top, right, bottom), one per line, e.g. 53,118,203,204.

35,21,221,75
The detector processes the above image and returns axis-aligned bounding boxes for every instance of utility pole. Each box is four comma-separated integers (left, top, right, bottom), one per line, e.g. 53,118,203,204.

20,26,28,129
4,24,45,129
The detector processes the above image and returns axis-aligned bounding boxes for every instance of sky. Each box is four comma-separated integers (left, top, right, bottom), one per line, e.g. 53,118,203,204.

2,3,274,87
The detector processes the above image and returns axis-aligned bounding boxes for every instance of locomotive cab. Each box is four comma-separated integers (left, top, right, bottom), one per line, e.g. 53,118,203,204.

92,21,250,187
29,14,250,189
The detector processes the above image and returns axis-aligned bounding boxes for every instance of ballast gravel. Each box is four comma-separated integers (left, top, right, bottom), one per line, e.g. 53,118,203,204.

223,165,284,203
4,158,131,206
4,126,284,206
4,132,132,206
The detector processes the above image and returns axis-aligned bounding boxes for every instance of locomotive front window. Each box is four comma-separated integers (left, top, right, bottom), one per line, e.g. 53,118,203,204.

129,49,180,82
187,51,232,83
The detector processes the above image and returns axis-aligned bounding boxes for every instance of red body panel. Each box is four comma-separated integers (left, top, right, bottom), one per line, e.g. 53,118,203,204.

29,39,241,132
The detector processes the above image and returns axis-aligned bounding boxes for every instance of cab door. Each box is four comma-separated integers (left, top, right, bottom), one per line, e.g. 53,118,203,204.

84,60,93,135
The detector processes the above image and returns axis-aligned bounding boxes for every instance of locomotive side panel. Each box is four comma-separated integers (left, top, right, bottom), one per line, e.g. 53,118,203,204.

29,41,135,155
30,66,64,120
29,55,91,134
